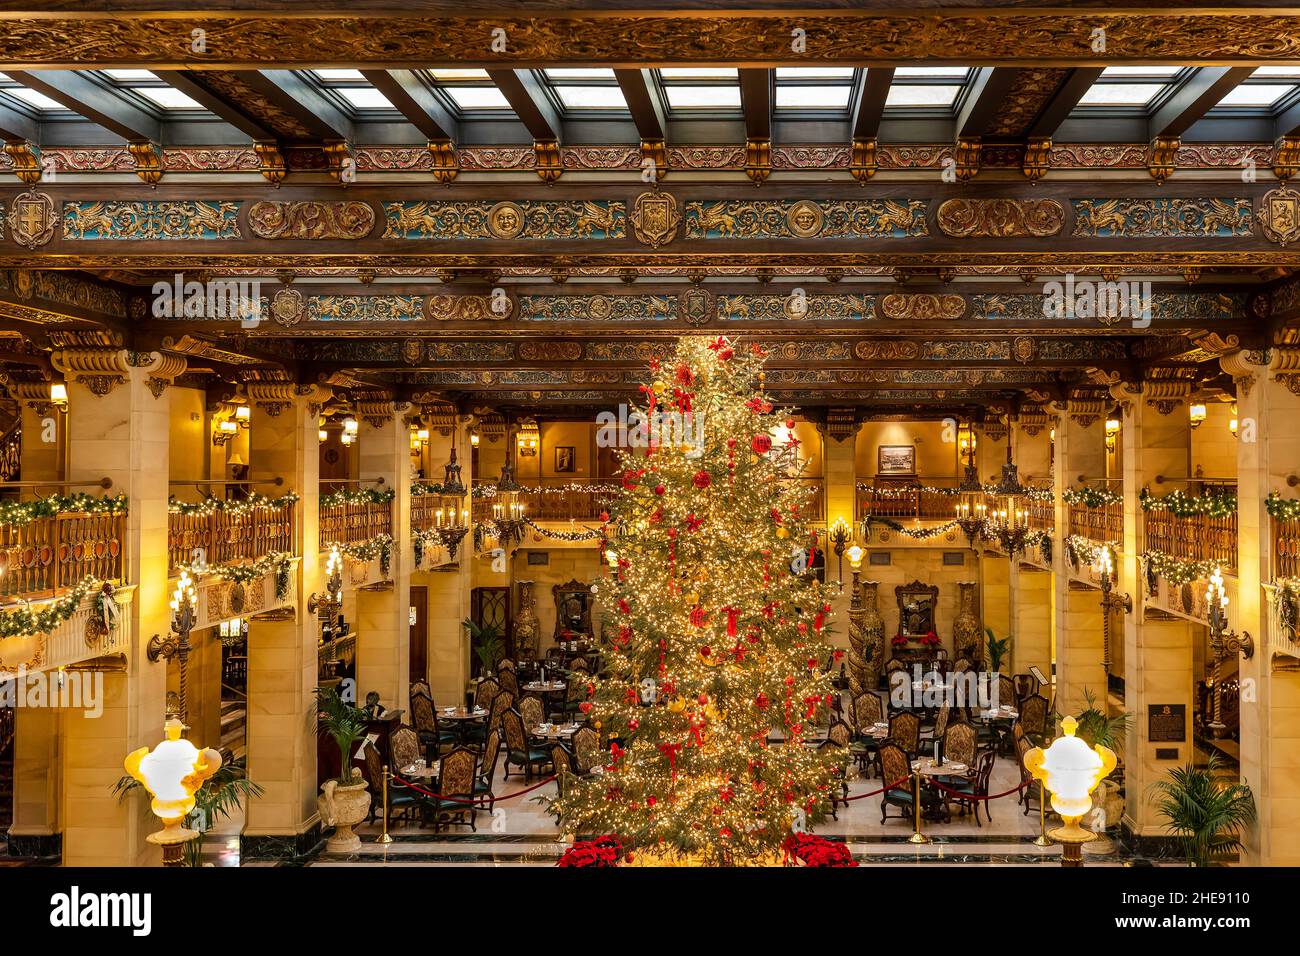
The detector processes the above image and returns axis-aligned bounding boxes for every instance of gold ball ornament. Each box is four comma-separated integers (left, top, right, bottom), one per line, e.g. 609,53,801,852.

776,527,789,539
668,696,686,713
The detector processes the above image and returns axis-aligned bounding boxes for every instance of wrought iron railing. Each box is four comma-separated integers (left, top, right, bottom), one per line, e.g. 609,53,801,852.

1067,501,1123,548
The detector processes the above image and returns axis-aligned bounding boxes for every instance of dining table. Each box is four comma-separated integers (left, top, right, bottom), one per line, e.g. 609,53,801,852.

438,705,487,742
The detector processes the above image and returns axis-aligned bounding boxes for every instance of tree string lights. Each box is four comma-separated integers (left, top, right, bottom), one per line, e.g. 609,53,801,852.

546,335,846,865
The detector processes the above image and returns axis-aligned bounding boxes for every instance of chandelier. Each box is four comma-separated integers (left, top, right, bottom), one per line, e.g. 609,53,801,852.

435,429,469,559
955,419,987,549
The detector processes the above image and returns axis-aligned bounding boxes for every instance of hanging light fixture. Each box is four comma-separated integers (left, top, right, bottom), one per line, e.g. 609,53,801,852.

494,418,526,549
435,426,468,559
955,418,987,549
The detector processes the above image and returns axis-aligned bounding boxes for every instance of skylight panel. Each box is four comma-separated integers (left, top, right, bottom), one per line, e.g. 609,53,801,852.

545,68,616,80
776,67,854,79
105,69,157,81
660,68,738,79
1078,83,1166,106
6,88,68,110
894,67,970,77
775,85,852,109
1216,84,1296,107
443,86,511,110
1100,66,1183,77
133,86,203,110
554,86,627,110
335,87,395,109
314,69,365,81
885,84,962,107
428,69,491,80
664,85,742,109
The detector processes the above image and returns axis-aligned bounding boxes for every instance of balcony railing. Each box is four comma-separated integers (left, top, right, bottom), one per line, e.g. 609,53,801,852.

1026,493,1055,534
1067,500,1123,548
0,510,126,603
320,499,392,550
1276,514,1300,580
472,479,619,524
857,478,960,521
168,497,296,573
1144,509,1238,571
785,478,825,524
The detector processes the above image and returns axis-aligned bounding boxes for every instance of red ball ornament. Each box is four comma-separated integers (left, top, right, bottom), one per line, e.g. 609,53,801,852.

785,418,795,429
628,718,639,731
755,692,770,709
654,484,666,496
698,693,709,705
751,433,773,455
693,470,711,489
579,701,594,714
700,645,712,658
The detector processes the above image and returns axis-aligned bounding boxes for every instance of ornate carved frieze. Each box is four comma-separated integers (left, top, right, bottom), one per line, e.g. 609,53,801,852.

717,293,872,322
878,293,965,321
62,200,241,240
516,294,676,323
920,340,1011,361
422,293,506,322
1071,198,1252,238
936,198,1064,238
248,201,376,240
853,341,920,362
584,342,674,363
684,199,927,239
517,341,579,362
382,200,624,240
824,408,859,441
306,295,422,322
1066,398,1109,428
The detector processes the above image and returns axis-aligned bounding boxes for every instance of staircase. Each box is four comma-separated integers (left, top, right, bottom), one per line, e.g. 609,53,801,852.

220,691,246,762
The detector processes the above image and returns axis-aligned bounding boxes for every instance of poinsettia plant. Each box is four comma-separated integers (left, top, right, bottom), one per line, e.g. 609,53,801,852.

919,630,941,647
890,633,909,648
782,833,858,867
557,833,624,867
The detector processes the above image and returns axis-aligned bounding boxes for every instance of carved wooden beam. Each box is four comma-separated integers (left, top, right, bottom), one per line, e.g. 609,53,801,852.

487,68,563,182
849,67,892,183
1147,67,1254,183
740,68,772,185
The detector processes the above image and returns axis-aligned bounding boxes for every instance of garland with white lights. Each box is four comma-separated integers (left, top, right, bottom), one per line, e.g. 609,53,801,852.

1140,488,1237,518
0,493,128,529
524,517,604,541
1142,549,1219,587
329,533,394,578
0,575,105,640
861,515,960,540
1062,486,1122,508
168,492,298,516
320,487,395,508
1064,534,1103,568
1267,492,1300,522
472,482,621,499
412,481,465,497
183,552,294,602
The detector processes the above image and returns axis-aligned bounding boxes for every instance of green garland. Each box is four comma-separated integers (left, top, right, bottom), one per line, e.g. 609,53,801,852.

861,515,960,540
184,552,294,602
523,517,604,541
471,482,620,498
1142,549,1218,587
1062,486,1121,508
1267,492,1300,522
320,487,395,508
330,534,394,578
168,492,299,516
412,481,465,497
0,494,128,530
1064,534,1102,568
1140,488,1237,518
0,575,103,639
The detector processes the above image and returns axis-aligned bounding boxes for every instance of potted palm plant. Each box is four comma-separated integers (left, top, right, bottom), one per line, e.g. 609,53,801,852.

1150,755,1256,866
984,627,1011,672
463,617,504,677
114,754,264,867
315,685,372,853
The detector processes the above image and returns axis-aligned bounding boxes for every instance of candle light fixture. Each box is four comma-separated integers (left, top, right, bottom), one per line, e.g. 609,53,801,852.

147,569,199,720
1205,564,1253,732
1094,546,1132,674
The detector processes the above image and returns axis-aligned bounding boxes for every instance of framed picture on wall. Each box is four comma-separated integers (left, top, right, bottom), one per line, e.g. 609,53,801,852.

555,446,576,473
877,444,916,476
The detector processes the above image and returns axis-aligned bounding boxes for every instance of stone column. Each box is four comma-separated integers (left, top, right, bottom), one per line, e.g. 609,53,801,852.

822,420,859,654
355,402,411,714
53,350,180,866
1225,349,1300,863
1051,404,1108,712
1013,566,1053,679
980,553,1010,661
1118,381,1194,838
241,384,327,860
424,417,473,705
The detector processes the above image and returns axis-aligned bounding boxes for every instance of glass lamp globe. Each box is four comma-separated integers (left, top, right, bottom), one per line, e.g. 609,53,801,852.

1024,715,1117,823
124,718,222,830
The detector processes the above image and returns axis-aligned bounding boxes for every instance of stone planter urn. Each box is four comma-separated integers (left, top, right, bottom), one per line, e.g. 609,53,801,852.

1092,778,1124,829
952,581,982,664
514,580,540,660
860,581,885,687
318,768,371,853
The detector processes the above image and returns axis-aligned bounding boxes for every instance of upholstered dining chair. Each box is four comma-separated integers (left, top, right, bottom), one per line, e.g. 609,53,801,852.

474,676,500,711
487,689,514,733
362,741,424,827
476,729,501,815
497,667,520,698
888,710,921,757
518,695,545,733
819,719,853,818
502,708,552,780
942,720,978,768
410,678,432,701
571,725,600,775
947,748,997,825
923,702,951,745
390,726,422,774
1013,673,1040,704
497,658,517,673
1020,694,1050,743
431,746,479,832
1017,735,1044,816
878,742,917,825
852,692,884,733
409,688,454,761
995,674,1016,710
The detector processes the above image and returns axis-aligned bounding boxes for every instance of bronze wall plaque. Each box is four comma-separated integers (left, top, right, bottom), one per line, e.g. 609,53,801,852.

1148,703,1186,743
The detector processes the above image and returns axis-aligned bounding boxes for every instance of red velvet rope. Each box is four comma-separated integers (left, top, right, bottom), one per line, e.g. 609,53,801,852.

391,773,557,806
922,776,1032,801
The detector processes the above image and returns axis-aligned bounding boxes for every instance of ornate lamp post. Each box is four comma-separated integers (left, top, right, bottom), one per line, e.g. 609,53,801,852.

1024,715,1117,867
1094,546,1132,674
828,516,852,586
845,545,867,696
148,569,198,721
1205,564,1253,732
124,717,222,867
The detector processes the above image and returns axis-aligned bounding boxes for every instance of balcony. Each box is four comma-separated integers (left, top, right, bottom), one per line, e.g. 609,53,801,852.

1066,487,1123,549
0,584,137,676
1271,494,1300,580
168,492,296,574
472,478,618,525
0,507,126,604
856,478,961,522
1142,487,1238,573
319,491,393,551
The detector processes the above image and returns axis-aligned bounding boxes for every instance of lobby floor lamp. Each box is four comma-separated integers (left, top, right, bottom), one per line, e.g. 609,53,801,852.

845,545,866,695
1024,715,1117,867
124,717,222,867
829,517,852,587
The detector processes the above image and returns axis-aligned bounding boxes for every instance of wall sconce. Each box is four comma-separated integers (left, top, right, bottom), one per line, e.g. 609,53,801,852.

517,426,539,457
234,404,251,427
470,430,480,447
212,418,239,446
1104,418,1120,453
828,516,852,584
1228,405,1238,438
1189,403,1207,429
340,418,357,446
318,428,328,443
49,382,68,411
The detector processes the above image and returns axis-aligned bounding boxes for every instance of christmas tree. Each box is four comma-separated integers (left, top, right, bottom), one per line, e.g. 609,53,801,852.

550,335,847,865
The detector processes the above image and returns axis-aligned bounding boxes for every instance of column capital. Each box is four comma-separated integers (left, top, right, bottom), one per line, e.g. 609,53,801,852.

1219,348,1269,398
1140,379,1192,416
1017,404,1055,437
1270,345,1300,398
49,347,131,396
1066,397,1109,428
1107,381,1144,416
4,378,54,414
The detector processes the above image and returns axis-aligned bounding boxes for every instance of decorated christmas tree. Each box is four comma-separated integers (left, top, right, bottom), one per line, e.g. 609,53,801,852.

550,335,847,865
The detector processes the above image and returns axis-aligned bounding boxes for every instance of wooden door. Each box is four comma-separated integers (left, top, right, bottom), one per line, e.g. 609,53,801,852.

471,586,510,672
408,585,427,685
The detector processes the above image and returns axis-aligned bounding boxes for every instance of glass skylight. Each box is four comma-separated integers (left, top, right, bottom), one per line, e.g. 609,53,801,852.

1216,84,1296,107
553,86,627,110
133,86,203,110
775,85,852,109
6,87,68,110
1078,83,1166,106
660,68,738,79
664,85,742,109
443,86,512,110
885,84,962,107
335,87,395,110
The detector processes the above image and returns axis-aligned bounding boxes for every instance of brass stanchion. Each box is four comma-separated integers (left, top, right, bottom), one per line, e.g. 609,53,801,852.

908,770,929,845
1033,780,1052,847
378,764,394,845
